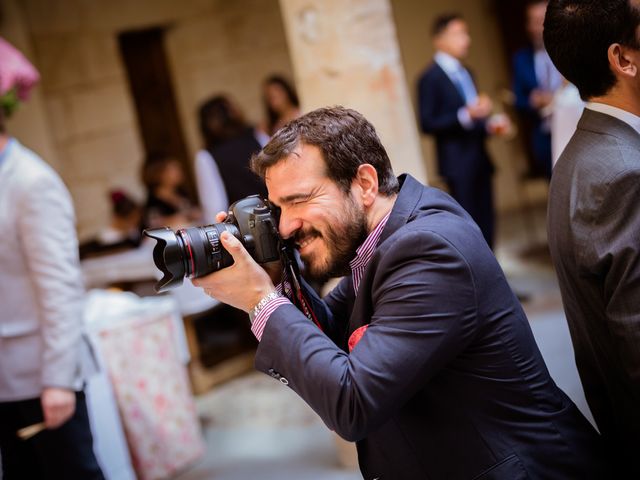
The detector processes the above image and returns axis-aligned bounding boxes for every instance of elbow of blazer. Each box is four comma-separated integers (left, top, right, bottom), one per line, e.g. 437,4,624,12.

332,423,367,442
329,407,382,442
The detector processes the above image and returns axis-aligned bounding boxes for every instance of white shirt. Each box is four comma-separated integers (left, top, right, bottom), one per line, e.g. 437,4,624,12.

586,102,640,136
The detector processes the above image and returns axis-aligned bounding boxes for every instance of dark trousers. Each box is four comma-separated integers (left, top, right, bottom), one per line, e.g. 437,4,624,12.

447,171,495,248
0,391,104,480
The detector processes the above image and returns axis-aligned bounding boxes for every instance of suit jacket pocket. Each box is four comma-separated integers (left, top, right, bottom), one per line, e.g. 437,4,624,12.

472,454,529,480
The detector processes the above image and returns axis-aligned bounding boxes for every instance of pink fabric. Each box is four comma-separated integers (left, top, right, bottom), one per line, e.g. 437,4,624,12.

348,325,369,352
0,37,39,99
98,313,204,480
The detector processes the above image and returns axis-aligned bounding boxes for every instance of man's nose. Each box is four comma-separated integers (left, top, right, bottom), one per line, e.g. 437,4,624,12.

278,211,302,239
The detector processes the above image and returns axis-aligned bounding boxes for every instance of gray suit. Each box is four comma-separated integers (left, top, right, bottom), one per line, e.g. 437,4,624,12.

0,139,94,401
548,108,640,473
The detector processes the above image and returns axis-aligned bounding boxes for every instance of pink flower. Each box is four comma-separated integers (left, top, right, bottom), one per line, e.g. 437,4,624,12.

0,37,39,99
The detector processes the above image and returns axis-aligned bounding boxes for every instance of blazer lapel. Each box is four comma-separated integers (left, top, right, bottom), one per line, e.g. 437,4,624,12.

343,175,423,345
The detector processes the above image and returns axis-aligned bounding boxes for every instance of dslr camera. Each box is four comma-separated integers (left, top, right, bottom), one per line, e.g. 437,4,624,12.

144,195,281,292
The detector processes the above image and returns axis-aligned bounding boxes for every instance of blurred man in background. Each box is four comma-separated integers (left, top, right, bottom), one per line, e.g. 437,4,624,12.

545,0,640,475
513,0,562,179
0,38,104,479
418,13,505,248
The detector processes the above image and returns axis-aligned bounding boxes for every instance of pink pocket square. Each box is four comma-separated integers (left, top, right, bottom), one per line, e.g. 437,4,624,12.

348,325,368,352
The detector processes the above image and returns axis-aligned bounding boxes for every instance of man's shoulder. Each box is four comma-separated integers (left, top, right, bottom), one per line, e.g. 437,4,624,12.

418,62,445,83
556,115,640,185
11,142,64,189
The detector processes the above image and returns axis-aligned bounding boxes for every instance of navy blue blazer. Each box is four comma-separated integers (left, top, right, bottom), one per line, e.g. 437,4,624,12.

417,63,492,181
255,175,607,479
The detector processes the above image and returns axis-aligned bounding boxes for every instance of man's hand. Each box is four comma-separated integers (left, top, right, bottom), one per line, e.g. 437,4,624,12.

530,89,554,111
467,94,493,120
192,230,276,313
41,387,75,429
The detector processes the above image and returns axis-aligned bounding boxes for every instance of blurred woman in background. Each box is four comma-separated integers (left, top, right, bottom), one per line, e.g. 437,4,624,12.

261,74,300,136
195,95,266,222
141,152,200,229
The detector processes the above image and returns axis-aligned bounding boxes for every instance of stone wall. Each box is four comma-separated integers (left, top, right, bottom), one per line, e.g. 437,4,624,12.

4,0,293,239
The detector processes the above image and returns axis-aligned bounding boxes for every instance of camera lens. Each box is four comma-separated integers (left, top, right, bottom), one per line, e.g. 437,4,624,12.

144,223,241,292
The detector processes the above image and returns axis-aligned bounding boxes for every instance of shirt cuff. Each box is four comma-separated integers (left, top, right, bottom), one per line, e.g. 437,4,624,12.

457,107,474,130
250,296,291,341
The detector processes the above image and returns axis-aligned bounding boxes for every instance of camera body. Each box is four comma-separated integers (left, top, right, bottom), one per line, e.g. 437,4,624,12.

144,195,280,292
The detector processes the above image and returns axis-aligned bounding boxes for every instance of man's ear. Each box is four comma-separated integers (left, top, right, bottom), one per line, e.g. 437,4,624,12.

608,43,639,78
353,164,379,207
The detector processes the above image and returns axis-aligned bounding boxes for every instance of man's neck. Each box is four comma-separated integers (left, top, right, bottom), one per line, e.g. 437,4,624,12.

367,194,396,233
590,87,640,117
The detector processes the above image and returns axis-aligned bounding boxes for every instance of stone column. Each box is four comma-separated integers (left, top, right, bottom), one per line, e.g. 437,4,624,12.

278,0,428,184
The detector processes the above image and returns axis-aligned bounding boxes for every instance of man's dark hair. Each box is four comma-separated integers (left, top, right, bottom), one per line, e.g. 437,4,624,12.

251,106,399,196
431,13,464,38
544,0,640,100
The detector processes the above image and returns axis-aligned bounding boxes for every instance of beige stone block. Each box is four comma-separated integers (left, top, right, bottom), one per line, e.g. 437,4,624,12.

84,33,125,83
67,179,111,239
22,0,82,35
31,34,87,91
62,126,143,184
45,94,74,143
67,82,136,138
79,0,213,32
32,33,124,91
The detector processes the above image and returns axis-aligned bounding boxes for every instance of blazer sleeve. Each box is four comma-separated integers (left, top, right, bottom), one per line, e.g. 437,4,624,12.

254,229,478,441
586,169,640,392
16,167,85,391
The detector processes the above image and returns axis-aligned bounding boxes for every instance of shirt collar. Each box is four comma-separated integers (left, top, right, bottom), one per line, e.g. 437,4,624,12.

586,102,640,136
349,211,391,272
434,51,464,76
0,137,15,171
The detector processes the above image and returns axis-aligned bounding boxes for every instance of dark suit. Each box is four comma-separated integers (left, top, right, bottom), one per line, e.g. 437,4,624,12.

418,62,494,248
513,47,552,178
548,108,640,476
256,174,607,479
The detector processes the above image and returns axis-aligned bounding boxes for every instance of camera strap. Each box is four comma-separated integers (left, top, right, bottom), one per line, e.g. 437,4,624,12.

280,244,323,332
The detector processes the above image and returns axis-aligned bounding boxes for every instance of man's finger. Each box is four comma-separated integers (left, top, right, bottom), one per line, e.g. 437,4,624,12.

220,231,252,263
215,211,227,222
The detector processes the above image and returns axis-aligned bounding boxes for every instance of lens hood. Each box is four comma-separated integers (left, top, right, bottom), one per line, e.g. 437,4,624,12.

143,227,188,292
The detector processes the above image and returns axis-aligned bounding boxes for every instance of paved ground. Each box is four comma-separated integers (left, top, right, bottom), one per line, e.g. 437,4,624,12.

175,205,595,480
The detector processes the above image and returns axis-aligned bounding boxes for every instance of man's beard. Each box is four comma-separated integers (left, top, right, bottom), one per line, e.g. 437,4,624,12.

296,197,368,282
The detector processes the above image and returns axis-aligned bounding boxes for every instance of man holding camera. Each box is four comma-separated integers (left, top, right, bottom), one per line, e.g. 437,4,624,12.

194,106,607,479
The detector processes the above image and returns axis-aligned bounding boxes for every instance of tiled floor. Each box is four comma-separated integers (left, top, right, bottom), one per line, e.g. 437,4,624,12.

174,204,595,480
